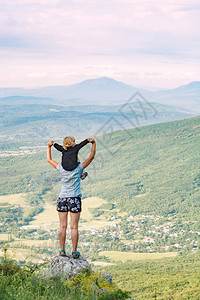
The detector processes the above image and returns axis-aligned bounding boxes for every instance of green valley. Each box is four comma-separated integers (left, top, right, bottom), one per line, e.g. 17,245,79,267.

0,115,199,298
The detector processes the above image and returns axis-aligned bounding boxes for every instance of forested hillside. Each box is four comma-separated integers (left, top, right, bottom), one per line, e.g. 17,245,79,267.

82,116,200,225
0,115,199,298
95,251,200,299
1,115,199,256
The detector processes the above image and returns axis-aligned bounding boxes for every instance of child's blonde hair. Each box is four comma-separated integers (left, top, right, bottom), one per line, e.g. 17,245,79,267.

63,136,75,150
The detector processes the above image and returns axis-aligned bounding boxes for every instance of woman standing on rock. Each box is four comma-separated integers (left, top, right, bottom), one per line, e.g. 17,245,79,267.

47,137,96,258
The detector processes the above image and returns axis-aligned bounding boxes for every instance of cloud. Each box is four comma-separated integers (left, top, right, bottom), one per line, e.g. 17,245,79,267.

0,1,199,53
28,72,47,78
0,0,199,87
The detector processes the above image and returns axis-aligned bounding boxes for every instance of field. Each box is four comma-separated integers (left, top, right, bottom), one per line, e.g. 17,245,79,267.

30,203,59,227
81,197,106,220
29,196,110,230
0,192,109,228
0,193,118,262
0,193,27,206
0,234,10,240
99,251,177,262
91,261,115,266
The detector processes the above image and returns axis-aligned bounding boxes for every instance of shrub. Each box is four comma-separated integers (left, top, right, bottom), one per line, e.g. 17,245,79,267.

0,258,130,300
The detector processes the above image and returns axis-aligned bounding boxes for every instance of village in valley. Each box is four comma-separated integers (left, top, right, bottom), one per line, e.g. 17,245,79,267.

0,193,199,264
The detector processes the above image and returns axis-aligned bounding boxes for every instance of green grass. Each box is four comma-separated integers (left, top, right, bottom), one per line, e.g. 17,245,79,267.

0,257,130,300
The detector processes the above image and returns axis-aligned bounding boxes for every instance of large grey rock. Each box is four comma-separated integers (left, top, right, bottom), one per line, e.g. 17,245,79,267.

47,255,92,280
45,255,113,288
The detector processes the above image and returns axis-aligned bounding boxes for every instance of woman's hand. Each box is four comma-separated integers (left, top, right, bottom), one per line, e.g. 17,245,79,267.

48,141,54,147
88,138,95,144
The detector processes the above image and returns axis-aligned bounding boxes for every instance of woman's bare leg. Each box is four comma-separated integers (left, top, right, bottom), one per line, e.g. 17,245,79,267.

70,212,80,253
58,211,68,251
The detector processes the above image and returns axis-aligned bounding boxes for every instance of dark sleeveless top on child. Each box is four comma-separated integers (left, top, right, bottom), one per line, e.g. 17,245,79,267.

54,139,89,171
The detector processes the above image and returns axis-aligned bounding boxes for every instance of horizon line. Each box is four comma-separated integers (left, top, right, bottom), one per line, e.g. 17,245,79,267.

0,76,199,91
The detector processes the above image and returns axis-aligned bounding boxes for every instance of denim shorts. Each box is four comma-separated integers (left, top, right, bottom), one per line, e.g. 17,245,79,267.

56,196,81,213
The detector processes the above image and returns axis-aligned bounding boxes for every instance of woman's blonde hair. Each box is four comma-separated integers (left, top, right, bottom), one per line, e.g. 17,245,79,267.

63,136,75,150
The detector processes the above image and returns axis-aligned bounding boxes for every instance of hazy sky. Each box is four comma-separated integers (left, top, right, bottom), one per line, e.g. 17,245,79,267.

0,0,199,89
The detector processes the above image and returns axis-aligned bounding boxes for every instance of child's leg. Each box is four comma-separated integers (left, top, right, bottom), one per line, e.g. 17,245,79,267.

78,156,88,180
81,171,88,180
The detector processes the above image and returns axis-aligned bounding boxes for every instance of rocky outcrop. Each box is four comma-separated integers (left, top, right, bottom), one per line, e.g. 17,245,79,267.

46,255,113,286
47,255,91,280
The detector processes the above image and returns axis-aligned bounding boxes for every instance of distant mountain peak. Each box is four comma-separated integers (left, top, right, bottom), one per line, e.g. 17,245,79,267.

84,76,114,82
69,76,135,90
176,81,200,90
186,81,200,87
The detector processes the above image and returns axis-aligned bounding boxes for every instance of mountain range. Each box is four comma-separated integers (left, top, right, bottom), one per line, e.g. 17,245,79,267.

0,77,199,141
0,77,199,112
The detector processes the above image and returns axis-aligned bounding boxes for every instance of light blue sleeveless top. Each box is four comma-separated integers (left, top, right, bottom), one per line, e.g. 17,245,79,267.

56,163,84,198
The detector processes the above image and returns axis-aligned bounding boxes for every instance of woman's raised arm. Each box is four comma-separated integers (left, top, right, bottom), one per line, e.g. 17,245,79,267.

82,139,96,169
47,141,58,169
